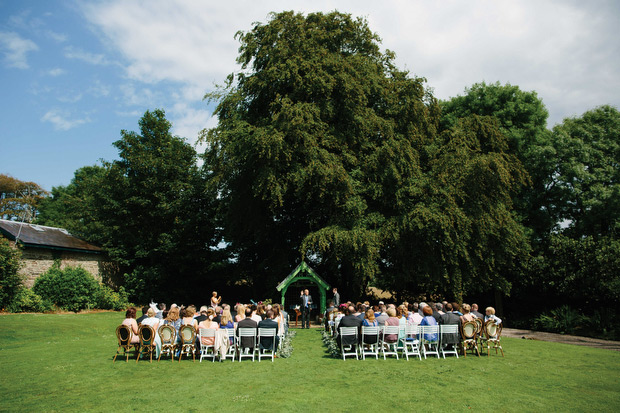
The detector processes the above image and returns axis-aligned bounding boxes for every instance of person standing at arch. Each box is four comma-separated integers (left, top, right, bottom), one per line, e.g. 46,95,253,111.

300,289,313,329
332,287,340,307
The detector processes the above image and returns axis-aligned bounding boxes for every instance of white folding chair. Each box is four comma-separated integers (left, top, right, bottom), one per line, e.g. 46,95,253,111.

237,328,257,362
420,325,440,359
220,328,236,361
360,326,380,360
381,325,400,359
257,328,277,362
339,327,359,360
403,324,421,360
439,324,459,358
198,328,217,362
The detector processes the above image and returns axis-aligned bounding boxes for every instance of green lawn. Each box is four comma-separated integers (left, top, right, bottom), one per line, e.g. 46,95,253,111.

1,312,619,412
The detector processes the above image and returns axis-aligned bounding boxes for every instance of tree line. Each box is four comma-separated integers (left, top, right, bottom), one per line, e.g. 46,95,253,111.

2,12,618,329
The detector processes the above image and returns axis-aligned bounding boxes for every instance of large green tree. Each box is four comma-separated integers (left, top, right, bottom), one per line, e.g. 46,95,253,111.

202,11,528,300
440,82,558,245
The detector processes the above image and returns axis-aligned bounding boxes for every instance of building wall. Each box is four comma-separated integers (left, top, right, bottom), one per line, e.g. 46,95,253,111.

19,247,103,287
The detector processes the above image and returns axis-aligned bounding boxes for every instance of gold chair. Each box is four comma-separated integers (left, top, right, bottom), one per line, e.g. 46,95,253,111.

136,325,156,363
113,324,138,363
158,325,177,361
460,321,480,357
481,321,504,357
178,325,196,362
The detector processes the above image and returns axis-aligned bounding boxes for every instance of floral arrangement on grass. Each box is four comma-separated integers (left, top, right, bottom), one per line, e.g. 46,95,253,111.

321,330,340,358
277,330,296,358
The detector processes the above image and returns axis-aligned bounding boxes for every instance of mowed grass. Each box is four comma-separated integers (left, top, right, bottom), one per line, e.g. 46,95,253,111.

1,312,619,412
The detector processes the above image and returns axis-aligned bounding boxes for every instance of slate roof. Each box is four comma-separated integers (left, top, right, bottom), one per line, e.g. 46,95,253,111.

0,219,102,253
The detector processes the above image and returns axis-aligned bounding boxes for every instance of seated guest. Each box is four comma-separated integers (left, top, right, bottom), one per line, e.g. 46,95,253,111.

136,306,149,324
140,308,162,358
182,305,199,331
258,309,279,350
420,305,438,342
164,307,182,341
362,309,379,346
122,307,140,344
237,307,258,352
235,304,246,322
156,303,166,320
460,303,477,323
397,305,408,344
337,306,363,347
439,302,461,348
471,303,484,319
451,302,463,316
324,301,335,332
408,303,423,325
198,309,220,346
213,306,222,324
195,306,209,324
375,305,389,326
219,307,235,345
484,307,502,325
250,305,262,323
272,304,284,337
384,308,400,343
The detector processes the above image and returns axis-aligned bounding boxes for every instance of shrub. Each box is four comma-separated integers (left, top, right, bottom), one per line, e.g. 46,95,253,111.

5,287,53,313
95,285,130,311
533,305,587,335
0,238,23,310
34,264,100,312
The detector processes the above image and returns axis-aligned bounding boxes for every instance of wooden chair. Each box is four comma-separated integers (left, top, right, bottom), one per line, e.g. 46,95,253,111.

157,325,176,361
136,325,156,363
178,325,196,362
113,324,138,363
482,321,504,357
460,321,480,357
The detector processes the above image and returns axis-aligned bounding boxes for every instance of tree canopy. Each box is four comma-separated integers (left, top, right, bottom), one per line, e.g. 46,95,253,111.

202,11,528,300
0,174,48,222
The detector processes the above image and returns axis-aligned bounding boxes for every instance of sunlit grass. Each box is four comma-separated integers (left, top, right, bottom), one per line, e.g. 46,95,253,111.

0,312,619,411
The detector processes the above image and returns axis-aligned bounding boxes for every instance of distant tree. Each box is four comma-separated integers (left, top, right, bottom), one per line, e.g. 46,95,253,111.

202,12,528,300
0,174,48,222
550,105,620,239
36,165,107,241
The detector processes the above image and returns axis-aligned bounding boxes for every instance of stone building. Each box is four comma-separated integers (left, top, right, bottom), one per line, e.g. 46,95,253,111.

0,219,105,287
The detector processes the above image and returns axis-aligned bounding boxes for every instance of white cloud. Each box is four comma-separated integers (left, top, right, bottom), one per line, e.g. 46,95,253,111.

47,31,67,43
169,102,213,147
47,68,65,76
41,109,90,130
64,46,110,65
0,31,38,69
79,0,620,128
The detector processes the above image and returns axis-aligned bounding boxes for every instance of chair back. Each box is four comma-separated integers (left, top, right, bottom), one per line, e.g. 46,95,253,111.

339,326,358,342
382,325,400,343
405,324,419,339
462,321,477,339
139,325,155,345
158,325,176,344
440,324,459,335
238,328,257,338
420,324,439,343
116,324,132,346
484,321,499,338
258,328,276,338
179,325,196,344
474,318,483,334
361,326,379,341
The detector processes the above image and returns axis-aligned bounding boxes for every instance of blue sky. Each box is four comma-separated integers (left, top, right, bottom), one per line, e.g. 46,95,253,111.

1,0,619,191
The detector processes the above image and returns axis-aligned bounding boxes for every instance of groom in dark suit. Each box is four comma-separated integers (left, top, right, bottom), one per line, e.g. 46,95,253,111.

300,289,313,329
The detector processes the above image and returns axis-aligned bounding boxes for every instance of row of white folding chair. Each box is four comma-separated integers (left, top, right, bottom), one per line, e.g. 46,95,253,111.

340,325,459,360
236,327,278,362
198,328,236,362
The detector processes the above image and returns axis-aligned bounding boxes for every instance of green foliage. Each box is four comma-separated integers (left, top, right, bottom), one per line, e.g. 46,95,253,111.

0,237,23,309
94,285,130,311
5,287,53,313
550,105,620,239
33,264,100,312
202,11,527,301
533,305,587,335
276,330,296,358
